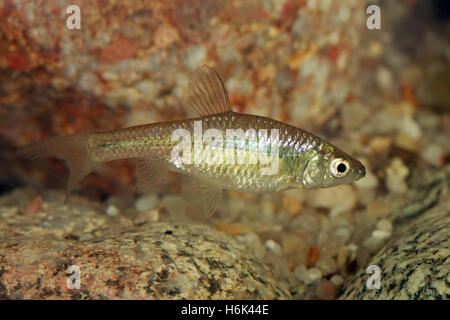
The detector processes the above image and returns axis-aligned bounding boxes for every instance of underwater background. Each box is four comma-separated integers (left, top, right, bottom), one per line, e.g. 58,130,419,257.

0,0,449,299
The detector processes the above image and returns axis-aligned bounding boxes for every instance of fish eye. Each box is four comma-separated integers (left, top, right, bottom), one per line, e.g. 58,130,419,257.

331,158,350,177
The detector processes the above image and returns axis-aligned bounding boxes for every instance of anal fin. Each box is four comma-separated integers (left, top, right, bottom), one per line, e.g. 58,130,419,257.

200,182,222,217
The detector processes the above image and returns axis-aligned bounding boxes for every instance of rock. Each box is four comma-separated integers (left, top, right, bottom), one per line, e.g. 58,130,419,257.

183,45,207,70
24,195,43,215
135,193,159,212
385,157,410,194
134,209,160,224
306,185,357,212
315,280,337,300
282,196,302,215
330,274,345,287
0,189,291,300
422,144,444,167
265,239,283,256
375,219,393,232
341,175,450,299
306,268,322,283
106,204,120,217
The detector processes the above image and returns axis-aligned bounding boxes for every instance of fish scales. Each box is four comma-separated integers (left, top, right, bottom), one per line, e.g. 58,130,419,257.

86,113,324,193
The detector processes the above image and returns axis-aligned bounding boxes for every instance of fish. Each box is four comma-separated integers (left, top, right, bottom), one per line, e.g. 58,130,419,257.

17,65,366,216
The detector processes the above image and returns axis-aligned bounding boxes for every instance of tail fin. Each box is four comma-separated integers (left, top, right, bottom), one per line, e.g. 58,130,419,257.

16,134,98,201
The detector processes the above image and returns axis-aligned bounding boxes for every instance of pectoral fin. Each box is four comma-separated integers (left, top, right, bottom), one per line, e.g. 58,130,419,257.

199,182,222,217
181,175,222,217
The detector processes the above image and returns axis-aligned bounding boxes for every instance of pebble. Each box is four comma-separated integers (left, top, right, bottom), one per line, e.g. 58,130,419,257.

376,67,393,89
307,185,357,211
422,144,443,167
330,274,345,287
372,229,392,240
385,157,410,194
282,233,307,255
135,193,159,212
316,256,338,276
367,40,383,58
154,23,180,48
134,209,160,224
307,246,320,267
369,136,392,155
104,87,142,109
239,232,264,258
395,131,419,152
24,196,43,215
106,204,120,217
261,200,276,217
400,117,422,140
354,168,379,189
376,219,393,232
348,243,359,253
102,71,119,81
338,6,350,22
307,268,322,283
183,45,207,70
79,72,101,93
336,246,350,271
334,227,351,243
329,204,348,217
315,280,336,300
294,265,309,282
353,158,378,190
265,239,282,256
363,234,387,253
282,197,302,215
136,80,162,102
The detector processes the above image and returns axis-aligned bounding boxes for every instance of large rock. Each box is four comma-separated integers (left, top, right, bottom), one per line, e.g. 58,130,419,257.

340,167,450,300
0,190,290,299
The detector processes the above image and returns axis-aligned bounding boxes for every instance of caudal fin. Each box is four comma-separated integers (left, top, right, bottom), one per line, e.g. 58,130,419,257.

16,134,98,200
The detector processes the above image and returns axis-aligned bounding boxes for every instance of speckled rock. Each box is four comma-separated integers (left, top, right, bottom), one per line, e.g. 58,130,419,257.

0,189,291,300
340,174,450,300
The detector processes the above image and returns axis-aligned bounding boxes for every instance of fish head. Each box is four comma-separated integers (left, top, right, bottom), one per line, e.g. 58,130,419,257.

301,144,366,189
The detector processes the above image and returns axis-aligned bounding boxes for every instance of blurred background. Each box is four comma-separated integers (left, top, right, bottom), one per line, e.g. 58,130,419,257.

0,0,449,299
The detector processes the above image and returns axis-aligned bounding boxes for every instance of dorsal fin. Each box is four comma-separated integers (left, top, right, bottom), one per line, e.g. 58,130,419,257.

187,65,232,116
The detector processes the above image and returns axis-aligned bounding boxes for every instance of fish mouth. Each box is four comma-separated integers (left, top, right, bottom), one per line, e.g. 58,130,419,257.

359,164,366,178
358,162,366,179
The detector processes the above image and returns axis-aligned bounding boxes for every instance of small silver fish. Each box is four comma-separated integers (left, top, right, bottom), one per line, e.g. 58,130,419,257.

17,65,365,216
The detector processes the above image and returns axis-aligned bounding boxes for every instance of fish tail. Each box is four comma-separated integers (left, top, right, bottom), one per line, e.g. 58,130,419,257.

16,134,99,201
